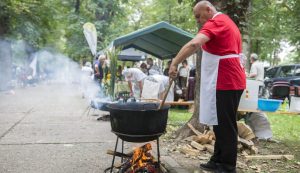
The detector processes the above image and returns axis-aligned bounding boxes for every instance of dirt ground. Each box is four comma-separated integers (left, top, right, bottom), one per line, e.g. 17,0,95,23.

161,128,300,173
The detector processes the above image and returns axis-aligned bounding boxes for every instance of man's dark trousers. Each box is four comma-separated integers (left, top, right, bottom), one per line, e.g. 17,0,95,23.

211,90,244,171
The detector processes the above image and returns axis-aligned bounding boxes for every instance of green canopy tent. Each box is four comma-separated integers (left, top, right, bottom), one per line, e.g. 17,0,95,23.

109,21,194,59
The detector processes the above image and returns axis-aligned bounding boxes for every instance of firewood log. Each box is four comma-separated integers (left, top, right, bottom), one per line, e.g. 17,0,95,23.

244,155,294,160
193,134,211,144
204,144,214,153
190,141,205,151
238,137,254,148
187,123,202,136
106,149,132,158
178,145,200,156
237,122,255,140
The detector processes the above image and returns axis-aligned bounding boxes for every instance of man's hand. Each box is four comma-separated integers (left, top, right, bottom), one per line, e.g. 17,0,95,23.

168,65,178,79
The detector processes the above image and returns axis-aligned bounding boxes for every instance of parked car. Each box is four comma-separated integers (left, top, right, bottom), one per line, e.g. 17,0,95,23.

264,64,300,100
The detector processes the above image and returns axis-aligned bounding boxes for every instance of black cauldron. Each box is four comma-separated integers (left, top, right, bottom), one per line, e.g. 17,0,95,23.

107,102,170,142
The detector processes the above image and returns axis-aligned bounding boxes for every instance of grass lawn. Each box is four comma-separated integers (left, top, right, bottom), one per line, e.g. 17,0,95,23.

167,108,192,126
267,112,300,143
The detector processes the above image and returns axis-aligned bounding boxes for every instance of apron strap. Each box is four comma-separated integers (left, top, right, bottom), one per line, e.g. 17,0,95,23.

220,54,240,59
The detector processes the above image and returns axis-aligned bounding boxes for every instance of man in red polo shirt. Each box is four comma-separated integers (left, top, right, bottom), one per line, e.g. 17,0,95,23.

169,1,246,173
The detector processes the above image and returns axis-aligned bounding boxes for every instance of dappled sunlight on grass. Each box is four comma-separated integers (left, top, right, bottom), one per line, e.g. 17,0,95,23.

168,108,192,126
267,113,300,143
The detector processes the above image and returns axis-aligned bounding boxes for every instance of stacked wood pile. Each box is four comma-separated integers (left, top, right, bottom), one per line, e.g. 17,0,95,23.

175,122,259,157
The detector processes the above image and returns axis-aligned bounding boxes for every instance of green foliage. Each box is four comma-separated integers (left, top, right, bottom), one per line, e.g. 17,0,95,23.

105,47,122,99
1,0,59,47
1,0,298,64
116,0,197,36
249,0,300,65
218,0,251,33
0,0,128,62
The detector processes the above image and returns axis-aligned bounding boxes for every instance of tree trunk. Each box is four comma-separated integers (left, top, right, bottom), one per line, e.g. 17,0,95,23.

242,1,252,72
174,51,205,140
75,0,80,14
243,34,251,72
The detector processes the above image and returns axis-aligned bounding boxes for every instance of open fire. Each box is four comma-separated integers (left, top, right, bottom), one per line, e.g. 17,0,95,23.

120,143,158,173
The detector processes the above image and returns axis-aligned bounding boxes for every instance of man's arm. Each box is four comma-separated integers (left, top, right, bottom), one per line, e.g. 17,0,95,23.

248,73,257,78
138,81,143,97
128,81,133,96
248,64,258,78
94,64,99,74
169,33,210,78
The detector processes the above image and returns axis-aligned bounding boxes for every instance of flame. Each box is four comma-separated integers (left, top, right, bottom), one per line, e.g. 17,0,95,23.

129,143,156,172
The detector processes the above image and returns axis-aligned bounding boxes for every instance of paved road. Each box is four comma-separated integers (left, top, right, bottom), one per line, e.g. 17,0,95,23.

0,83,120,173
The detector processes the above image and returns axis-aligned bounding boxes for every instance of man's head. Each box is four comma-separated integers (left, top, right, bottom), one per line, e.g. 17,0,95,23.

193,0,217,25
182,60,188,66
167,60,172,67
122,68,133,81
146,58,153,66
140,62,147,69
250,53,258,63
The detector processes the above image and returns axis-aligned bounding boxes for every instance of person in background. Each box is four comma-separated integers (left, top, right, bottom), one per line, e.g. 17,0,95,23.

178,59,190,89
169,1,246,172
81,62,93,98
122,68,147,98
163,60,172,76
82,62,93,77
93,55,106,88
140,63,149,75
187,66,196,100
146,57,161,75
244,53,273,140
248,53,264,95
103,56,110,82
249,53,264,81
116,65,123,81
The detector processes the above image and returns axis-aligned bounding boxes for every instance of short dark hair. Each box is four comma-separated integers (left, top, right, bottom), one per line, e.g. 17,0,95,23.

140,63,147,69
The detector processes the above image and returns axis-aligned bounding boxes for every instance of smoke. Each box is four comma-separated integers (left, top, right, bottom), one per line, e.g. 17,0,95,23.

0,39,103,103
36,49,102,101
0,40,12,91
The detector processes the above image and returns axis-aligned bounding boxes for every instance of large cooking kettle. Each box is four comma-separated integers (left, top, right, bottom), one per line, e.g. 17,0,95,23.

107,102,170,142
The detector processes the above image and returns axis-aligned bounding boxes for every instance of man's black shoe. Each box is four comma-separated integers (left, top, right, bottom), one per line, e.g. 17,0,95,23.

200,160,218,171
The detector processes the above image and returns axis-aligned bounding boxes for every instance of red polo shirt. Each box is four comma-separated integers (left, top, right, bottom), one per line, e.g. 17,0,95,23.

199,13,246,90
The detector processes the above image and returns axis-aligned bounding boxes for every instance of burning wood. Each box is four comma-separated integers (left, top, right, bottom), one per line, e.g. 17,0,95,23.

108,143,166,173
126,143,155,172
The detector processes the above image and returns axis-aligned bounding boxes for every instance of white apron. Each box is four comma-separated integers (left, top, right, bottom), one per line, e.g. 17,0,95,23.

199,50,241,125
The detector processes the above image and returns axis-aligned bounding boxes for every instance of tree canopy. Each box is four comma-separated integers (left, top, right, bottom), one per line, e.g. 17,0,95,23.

0,0,299,64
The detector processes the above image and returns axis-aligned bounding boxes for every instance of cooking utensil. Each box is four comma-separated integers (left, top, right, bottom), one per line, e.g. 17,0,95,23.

158,79,174,110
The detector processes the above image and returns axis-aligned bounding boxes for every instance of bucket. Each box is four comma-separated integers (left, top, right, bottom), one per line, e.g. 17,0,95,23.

258,99,282,112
